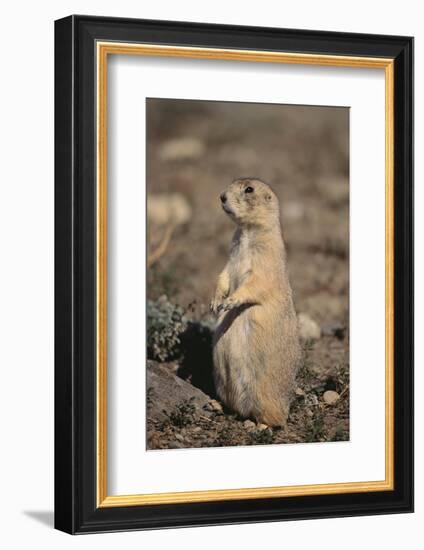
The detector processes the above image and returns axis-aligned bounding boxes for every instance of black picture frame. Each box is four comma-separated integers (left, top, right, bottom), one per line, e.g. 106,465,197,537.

55,14,414,534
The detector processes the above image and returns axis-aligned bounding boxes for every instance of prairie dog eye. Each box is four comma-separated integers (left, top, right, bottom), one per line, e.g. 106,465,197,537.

244,186,254,194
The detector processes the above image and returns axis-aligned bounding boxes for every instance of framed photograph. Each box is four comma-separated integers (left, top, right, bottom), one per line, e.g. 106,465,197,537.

54,15,413,534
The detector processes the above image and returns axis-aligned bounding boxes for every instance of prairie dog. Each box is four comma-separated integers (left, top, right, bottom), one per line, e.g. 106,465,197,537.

211,178,301,427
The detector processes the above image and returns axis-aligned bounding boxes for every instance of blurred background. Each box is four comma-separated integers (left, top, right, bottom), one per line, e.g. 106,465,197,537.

146,98,349,326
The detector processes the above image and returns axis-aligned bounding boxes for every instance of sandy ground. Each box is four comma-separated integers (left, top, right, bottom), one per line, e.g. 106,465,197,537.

146,98,349,448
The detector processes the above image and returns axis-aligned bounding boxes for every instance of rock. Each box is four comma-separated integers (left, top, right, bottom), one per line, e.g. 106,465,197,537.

147,431,162,449
148,193,192,226
160,361,180,373
146,361,212,423
192,426,202,433
175,433,184,442
205,399,223,413
295,387,305,397
168,441,184,449
243,420,256,431
298,313,321,342
323,390,340,405
158,137,205,162
257,423,269,431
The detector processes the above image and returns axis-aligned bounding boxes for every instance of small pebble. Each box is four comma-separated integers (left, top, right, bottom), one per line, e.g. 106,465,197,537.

323,390,340,405
168,441,183,449
175,433,184,442
206,399,223,413
147,432,161,448
257,423,269,431
243,420,256,430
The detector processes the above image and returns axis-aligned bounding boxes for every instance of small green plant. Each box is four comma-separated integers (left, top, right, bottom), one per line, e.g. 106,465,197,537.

147,295,187,361
305,410,326,442
334,362,349,392
297,357,315,387
302,339,316,352
163,397,196,428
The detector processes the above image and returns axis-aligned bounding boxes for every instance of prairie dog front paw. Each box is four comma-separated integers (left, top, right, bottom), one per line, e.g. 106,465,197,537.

210,295,224,315
217,296,239,313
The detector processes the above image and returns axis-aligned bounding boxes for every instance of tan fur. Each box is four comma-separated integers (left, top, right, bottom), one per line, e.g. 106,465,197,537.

211,178,301,427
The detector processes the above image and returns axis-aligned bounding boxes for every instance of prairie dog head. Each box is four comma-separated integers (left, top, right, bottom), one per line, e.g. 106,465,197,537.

220,178,280,228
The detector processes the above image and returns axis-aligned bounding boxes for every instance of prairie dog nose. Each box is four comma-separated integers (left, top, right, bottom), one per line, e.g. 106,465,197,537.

220,193,227,203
